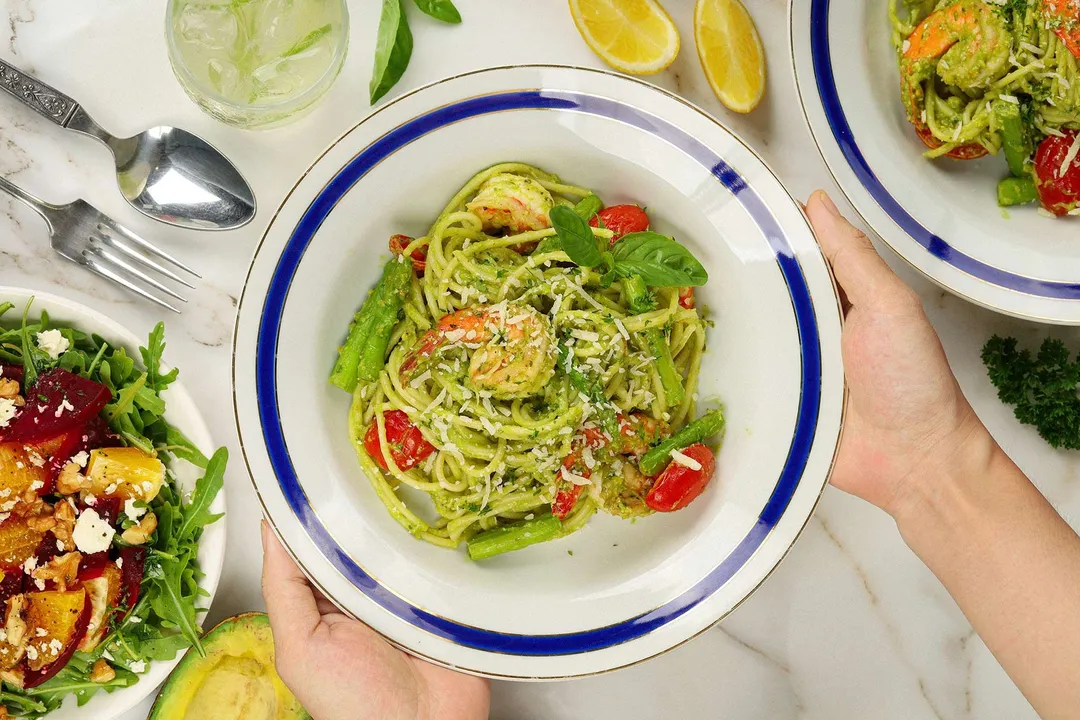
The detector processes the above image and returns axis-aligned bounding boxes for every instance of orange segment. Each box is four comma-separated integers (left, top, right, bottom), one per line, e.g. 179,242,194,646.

568,0,681,75
694,0,767,113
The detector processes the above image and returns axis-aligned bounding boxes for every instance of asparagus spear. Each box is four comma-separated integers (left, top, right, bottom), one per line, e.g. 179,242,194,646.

639,409,725,477
467,516,562,560
622,276,684,407
329,257,413,392
992,99,1031,178
997,176,1039,207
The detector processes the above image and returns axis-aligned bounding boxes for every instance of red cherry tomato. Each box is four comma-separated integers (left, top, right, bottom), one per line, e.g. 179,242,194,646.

1034,131,1080,216
914,126,988,160
644,444,716,512
590,204,650,244
678,287,695,310
388,234,428,275
363,410,436,472
1044,0,1080,58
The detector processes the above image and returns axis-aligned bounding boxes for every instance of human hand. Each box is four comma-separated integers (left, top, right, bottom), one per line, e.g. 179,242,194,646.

260,521,490,720
806,191,992,519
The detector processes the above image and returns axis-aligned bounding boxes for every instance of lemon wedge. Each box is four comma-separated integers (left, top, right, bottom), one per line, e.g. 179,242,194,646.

568,0,681,75
694,0,766,113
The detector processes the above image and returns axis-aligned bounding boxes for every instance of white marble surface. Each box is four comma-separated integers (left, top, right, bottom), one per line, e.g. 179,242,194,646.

0,1,1075,718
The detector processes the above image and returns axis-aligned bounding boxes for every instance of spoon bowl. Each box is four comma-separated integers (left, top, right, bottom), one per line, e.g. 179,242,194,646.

0,59,256,230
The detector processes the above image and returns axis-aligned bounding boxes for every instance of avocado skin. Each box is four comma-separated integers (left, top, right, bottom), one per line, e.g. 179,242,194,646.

149,612,309,720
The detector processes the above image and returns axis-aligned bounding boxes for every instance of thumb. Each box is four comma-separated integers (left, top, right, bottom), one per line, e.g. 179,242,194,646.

806,191,908,309
261,519,321,646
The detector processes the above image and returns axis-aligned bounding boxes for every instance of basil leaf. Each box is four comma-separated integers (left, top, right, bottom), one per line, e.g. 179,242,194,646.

413,0,461,23
611,231,708,287
550,205,603,268
573,194,604,221
370,0,414,104
599,251,616,287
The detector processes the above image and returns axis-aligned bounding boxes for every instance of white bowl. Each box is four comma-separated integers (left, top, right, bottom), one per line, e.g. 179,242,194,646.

792,0,1080,324
0,287,227,718
232,65,845,679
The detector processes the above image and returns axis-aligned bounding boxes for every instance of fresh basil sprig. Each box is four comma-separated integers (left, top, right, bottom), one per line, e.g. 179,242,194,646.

414,0,461,23
370,0,413,104
370,0,462,104
549,207,708,287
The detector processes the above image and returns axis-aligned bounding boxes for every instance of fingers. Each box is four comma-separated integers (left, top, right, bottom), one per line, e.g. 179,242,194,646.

806,191,908,309
261,519,322,644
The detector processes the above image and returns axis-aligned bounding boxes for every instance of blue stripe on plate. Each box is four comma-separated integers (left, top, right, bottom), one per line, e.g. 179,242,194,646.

255,90,822,655
809,0,1080,299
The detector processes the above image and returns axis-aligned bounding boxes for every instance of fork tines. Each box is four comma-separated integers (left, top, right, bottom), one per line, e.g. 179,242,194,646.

80,219,200,314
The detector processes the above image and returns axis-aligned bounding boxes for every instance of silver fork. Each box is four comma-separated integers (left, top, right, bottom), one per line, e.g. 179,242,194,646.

0,175,198,313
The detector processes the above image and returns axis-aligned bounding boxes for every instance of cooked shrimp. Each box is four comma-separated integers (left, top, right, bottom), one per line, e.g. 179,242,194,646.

465,174,554,235
401,303,557,400
900,0,1010,157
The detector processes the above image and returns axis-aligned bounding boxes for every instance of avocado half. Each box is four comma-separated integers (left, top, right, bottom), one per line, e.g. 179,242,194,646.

149,612,309,720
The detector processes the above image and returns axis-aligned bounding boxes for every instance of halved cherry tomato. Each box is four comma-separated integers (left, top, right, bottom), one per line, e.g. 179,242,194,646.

678,287,695,310
551,428,606,519
388,234,428,275
551,481,584,520
914,126,988,160
363,410,436,472
590,204,650,244
1034,131,1080,216
1044,0,1080,58
644,444,716,512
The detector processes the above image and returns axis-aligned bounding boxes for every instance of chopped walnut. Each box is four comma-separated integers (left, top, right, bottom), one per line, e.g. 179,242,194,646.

52,501,76,547
56,462,91,495
26,511,57,534
0,669,21,690
4,596,26,650
121,511,157,545
32,552,82,593
89,658,116,684
11,489,45,520
0,379,22,407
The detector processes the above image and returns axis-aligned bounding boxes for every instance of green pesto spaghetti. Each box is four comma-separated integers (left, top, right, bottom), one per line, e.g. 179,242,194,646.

331,163,725,559
891,0,1080,215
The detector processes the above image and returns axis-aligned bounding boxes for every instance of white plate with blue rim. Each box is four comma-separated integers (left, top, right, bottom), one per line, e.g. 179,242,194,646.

0,287,226,717
231,65,844,679
792,0,1080,324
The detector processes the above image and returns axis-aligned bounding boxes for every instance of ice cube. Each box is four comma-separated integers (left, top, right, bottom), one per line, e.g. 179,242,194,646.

177,3,239,51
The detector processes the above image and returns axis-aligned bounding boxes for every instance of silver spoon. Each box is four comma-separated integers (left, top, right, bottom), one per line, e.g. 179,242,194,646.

0,59,255,230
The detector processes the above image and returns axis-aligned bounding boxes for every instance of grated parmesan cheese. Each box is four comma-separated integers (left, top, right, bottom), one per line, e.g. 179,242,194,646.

560,466,591,486
670,449,702,471
1058,131,1080,179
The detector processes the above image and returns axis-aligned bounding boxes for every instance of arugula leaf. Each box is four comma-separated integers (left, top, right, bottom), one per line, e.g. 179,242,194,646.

19,298,38,386
983,335,1080,449
162,426,210,468
413,0,461,23
370,0,414,104
550,205,604,267
139,322,178,392
611,231,709,287
176,448,227,544
104,372,146,421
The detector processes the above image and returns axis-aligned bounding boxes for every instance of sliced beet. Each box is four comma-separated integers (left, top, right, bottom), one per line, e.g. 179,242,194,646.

40,417,121,495
33,531,60,570
0,567,22,607
0,366,23,386
83,497,122,527
0,369,111,444
22,592,92,689
119,546,146,616
77,551,110,581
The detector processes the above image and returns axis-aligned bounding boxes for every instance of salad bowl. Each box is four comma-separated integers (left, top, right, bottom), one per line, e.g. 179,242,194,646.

232,65,845,679
0,287,227,718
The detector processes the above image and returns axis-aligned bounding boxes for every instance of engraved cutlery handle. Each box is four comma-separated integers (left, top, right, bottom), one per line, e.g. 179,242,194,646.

0,58,78,126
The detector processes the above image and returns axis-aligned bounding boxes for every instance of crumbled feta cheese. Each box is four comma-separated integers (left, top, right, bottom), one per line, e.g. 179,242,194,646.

33,578,44,591
35,628,47,637
26,450,45,468
129,660,146,673
53,399,74,418
115,557,123,570
29,480,43,492
129,616,141,624
84,494,97,506
72,508,116,554
70,451,89,468
47,638,62,654
670,449,703,471
35,330,69,360
0,398,16,429
124,498,147,522
24,646,38,662
22,556,37,575
104,483,118,495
